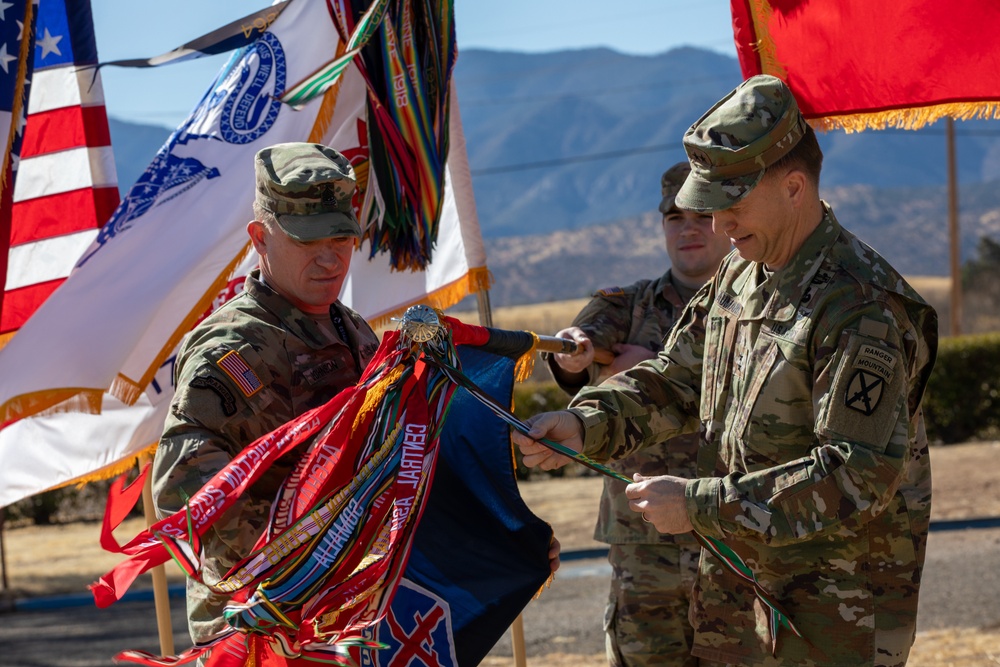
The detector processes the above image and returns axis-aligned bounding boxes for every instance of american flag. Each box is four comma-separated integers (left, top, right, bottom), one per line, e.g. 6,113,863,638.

0,0,117,347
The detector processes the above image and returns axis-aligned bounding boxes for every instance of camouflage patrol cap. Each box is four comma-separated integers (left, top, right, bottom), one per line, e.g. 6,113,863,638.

254,142,361,240
676,75,809,212
658,161,691,214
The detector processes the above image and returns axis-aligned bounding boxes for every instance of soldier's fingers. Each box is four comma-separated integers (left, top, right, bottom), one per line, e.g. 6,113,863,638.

625,477,647,499
628,498,649,513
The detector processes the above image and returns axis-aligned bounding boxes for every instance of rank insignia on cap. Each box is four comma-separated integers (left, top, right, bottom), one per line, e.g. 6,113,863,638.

844,370,883,416
217,350,263,397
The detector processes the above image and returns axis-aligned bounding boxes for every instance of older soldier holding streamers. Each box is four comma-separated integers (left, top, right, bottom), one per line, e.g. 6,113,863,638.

515,75,937,667
548,162,731,667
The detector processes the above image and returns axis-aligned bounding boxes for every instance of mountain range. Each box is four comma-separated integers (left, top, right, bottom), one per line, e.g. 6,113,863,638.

108,46,1000,306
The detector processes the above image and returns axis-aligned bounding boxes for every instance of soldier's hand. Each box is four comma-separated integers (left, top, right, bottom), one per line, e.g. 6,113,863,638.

552,327,594,373
606,343,657,375
547,535,561,574
512,410,583,471
625,473,693,535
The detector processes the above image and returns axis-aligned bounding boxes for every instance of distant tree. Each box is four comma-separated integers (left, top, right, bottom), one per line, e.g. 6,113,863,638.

962,236,1000,333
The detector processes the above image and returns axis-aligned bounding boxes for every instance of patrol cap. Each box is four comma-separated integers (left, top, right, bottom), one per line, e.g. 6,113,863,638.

658,162,691,214
676,74,809,212
254,142,361,240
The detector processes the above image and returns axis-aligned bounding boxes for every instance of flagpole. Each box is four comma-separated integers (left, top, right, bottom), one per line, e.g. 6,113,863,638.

139,455,176,656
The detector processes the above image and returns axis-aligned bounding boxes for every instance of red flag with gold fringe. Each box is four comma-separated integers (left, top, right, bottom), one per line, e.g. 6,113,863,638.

730,0,1000,131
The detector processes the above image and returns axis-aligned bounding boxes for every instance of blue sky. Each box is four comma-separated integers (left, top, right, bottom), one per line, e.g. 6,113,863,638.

91,0,737,129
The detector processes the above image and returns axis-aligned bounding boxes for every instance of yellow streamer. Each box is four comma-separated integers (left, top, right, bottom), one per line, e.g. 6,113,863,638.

352,366,404,433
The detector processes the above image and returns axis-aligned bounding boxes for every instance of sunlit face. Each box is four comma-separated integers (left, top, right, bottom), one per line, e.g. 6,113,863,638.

248,220,355,315
709,171,798,269
662,208,732,286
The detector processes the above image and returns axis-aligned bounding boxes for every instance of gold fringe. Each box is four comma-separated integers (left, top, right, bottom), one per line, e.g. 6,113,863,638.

307,39,349,144
353,366,404,432
0,387,104,427
55,442,158,491
746,0,787,80
0,331,14,352
366,267,494,330
110,241,256,405
743,0,1000,135
109,374,144,406
513,332,539,383
810,101,1000,134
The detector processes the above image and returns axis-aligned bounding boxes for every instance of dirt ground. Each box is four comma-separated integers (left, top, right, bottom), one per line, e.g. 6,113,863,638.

3,441,1000,666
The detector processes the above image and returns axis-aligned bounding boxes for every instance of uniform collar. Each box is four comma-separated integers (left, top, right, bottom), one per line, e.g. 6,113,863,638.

732,203,841,322
656,270,688,310
244,270,347,349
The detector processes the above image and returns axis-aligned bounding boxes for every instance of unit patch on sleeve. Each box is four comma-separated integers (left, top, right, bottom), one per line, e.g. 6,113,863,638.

190,375,238,417
216,349,263,397
844,343,897,416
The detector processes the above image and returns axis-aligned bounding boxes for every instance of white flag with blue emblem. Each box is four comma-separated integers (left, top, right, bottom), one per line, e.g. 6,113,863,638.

0,0,486,507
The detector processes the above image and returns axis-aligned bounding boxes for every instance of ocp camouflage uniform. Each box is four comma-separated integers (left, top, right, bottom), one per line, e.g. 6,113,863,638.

570,209,937,666
549,272,703,666
152,269,379,644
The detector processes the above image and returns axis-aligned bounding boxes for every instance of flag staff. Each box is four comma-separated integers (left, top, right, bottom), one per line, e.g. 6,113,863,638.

475,288,529,667
140,454,175,656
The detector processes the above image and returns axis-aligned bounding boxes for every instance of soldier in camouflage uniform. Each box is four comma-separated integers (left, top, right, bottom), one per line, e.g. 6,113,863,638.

547,162,731,667
515,75,937,667
152,143,380,647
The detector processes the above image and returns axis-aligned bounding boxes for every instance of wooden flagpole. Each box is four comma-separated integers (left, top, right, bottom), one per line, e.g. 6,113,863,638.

476,289,529,667
139,454,175,656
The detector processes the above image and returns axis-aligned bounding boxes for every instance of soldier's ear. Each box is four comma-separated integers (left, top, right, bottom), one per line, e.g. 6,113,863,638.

783,168,807,208
247,220,268,254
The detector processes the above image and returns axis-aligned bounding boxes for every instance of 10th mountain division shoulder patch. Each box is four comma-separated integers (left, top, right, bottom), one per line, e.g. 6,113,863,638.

844,343,897,416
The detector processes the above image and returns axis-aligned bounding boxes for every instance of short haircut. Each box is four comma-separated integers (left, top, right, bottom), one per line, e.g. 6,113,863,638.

252,201,279,232
766,124,823,185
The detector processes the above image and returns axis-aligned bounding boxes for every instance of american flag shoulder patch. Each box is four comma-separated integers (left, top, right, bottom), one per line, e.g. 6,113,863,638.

596,287,626,299
216,350,264,397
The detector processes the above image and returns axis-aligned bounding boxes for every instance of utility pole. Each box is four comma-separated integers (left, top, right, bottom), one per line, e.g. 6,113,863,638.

947,118,961,336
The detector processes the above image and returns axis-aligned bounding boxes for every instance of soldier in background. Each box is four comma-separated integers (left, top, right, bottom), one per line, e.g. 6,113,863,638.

547,162,731,666
152,142,381,647
516,75,937,666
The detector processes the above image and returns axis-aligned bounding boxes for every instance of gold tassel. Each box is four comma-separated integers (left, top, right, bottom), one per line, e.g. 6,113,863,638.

352,366,404,432
513,332,539,383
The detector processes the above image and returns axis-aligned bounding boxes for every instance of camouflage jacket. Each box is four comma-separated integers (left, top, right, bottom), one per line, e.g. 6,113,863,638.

548,271,699,545
570,207,938,666
151,270,379,641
